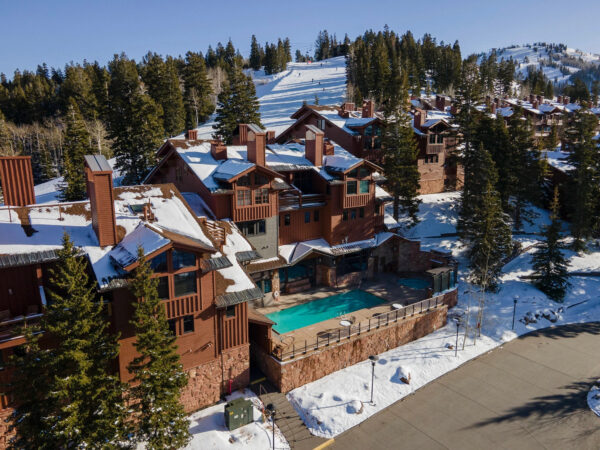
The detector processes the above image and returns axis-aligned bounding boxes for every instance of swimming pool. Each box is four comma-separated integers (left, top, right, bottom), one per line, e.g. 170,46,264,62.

397,278,430,290
266,290,385,334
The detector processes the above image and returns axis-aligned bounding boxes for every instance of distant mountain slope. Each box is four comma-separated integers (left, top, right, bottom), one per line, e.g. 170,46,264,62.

479,43,600,86
190,56,347,140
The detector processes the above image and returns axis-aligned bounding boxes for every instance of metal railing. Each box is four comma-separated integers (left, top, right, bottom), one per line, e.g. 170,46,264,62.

270,295,445,361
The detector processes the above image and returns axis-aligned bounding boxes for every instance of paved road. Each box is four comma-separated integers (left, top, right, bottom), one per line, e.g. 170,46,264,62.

332,322,600,450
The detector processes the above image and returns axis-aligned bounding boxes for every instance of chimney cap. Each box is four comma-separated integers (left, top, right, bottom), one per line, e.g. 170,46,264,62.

246,123,266,135
84,154,112,173
305,124,324,137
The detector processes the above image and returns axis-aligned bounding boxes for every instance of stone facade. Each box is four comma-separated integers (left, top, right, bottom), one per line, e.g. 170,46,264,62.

180,344,250,413
255,306,447,392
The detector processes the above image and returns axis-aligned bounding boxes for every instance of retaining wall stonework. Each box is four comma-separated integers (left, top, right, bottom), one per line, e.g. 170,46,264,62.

181,344,250,413
255,306,447,392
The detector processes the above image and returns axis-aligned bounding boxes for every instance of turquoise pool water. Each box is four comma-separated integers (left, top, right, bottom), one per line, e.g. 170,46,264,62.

266,290,385,334
397,278,430,290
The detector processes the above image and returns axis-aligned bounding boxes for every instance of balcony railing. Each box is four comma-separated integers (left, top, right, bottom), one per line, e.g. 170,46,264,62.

0,313,43,344
232,204,272,222
343,193,370,209
163,294,200,320
279,193,326,211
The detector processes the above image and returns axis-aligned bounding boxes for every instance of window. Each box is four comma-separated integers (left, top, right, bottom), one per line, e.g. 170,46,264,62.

183,315,194,334
167,319,177,336
261,278,272,294
237,175,250,186
150,252,168,273
129,204,145,214
359,167,370,178
359,207,365,218
304,211,311,223
254,188,269,204
174,271,197,297
425,155,439,164
157,276,169,299
176,167,183,182
359,180,369,194
350,209,357,220
374,204,380,216
240,220,266,236
172,250,195,271
437,134,444,144
317,119,326,130
347,168,358,178
429,134,436,144
346,180,357,195
237,190,251,206
254,173,268,186
314,210,320,222
343,210,348,221
226,305,236,318
284,214,290,226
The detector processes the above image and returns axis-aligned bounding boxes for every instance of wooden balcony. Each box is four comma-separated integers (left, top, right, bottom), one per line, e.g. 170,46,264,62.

232,204,272,222
426,144,444,155
163,294,201,320
343,193,370,209
279,193,326,211
0,312,43,347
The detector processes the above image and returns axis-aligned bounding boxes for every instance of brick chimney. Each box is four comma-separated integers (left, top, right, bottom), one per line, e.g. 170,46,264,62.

234,124,249,145
414,109,425,130
266,130,276,144
84,155,117,247
435,95,446,111
305,124,324,166
323,140,335,156
0,156,35,206
186,129,198,140
246,124,266,167
340,102,355,118
210,140,227,160
362,100,375,118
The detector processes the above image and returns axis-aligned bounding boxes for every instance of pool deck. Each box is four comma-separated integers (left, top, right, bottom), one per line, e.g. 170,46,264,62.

255,273,430,347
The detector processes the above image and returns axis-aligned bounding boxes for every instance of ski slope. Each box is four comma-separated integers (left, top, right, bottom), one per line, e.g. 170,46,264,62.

192,56,347,139
480,43,600,85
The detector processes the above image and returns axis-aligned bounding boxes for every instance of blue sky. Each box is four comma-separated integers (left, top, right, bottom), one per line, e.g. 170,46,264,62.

1,0,599,75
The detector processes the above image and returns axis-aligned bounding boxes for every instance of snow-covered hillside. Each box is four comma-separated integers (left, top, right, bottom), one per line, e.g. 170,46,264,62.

480,43,600,85
191,56,347,139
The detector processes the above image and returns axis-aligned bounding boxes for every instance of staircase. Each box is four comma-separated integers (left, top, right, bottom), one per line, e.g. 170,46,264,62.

259,392,328,450
285,278,312,294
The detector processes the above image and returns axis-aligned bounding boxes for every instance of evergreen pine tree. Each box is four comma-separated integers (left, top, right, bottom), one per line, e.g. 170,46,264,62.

382,73,421,225
0,109,10,155
183,51,214,129
564,109,599,251
249,35,263,70
128,248,190,449
532,187,570,301
108,54,164,185
61,98,91,201
464,148,513,290
213,66,262,144
9,234,129,448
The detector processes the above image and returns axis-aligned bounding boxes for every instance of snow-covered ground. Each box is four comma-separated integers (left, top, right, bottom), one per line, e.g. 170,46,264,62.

588,384,600,418
288,191,600,438
182,390,289,449
191,57,347,140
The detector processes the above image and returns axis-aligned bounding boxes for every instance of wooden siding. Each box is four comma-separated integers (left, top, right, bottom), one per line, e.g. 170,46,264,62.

163,294,200,319
279,207,324,245
0,265,42,317
220,303,248,350
231,189,278,222
0,157,35,206
343,193,370,209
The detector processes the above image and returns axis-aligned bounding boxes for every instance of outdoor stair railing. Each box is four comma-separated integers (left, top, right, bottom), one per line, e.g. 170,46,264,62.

270,294,446,361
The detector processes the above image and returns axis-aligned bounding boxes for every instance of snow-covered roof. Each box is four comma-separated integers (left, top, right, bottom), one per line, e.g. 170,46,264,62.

0,185,215,289
543,149,574,173
213,159,254,181
109,223,169,268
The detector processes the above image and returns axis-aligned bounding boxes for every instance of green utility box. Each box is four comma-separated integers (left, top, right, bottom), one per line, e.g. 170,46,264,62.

224,398,253,431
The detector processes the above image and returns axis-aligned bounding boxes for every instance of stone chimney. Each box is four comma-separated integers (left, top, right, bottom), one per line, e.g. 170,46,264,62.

362,100,375,118
246,124,266,167
435,95,447,111
0,156,35,206
414,109,425,130
186,129,198,140
210,140,227,160
305,125,324,167
84,155,117,247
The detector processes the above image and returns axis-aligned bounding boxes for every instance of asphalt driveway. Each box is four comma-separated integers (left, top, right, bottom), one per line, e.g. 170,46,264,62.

332,322,600,450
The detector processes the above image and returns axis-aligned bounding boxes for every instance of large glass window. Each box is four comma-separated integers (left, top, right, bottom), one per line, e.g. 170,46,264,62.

284,214,290,226
226,305,236,318
314,210,320,222
157,276,169,299
437,134,444,144
350,209,357,220
254,174,268,186
359,167,370,178
150,252,168,273
346,180,357,195
172,250,195,271
239,220,266,236
429,134,436,144
359,180,369,194
174,271,197,297
254,188,269,204
237,175,250,186
167,319,177,336
304,211,311,223
237,190,251,206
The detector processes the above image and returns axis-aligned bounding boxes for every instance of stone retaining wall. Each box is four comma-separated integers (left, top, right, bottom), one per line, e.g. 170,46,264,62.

255,306,447,393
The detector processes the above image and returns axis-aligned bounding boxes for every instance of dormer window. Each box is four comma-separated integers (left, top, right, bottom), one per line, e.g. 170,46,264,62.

172,250,196,271
237,175,250,186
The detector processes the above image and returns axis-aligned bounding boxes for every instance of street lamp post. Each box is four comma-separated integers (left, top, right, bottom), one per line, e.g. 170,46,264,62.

266,403,276,450
512,296,519,330
454,319,460,357
369,355,379,405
